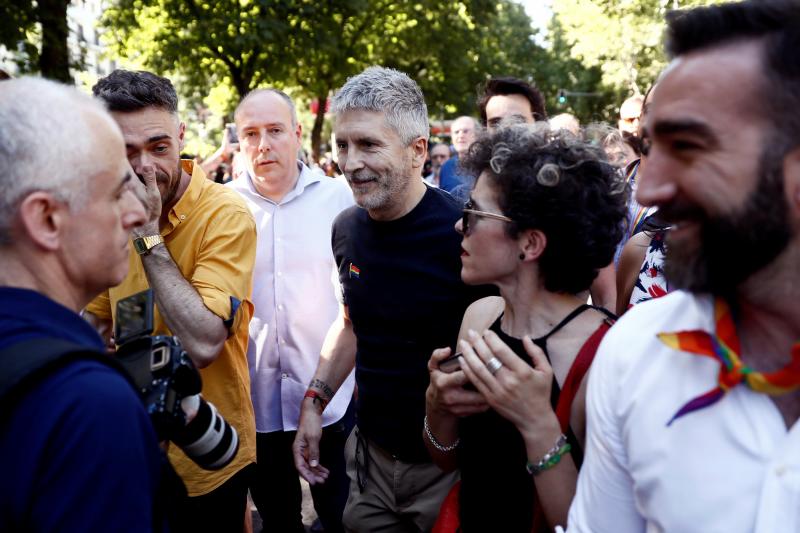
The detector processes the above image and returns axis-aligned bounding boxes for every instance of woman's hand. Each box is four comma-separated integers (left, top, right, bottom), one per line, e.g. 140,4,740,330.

457,329,560,439
425,347,488,469
426,347,490,418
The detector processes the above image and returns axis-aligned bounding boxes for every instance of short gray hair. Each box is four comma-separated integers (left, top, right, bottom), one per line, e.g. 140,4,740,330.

332,66,429,145
234,88,298,127
0,77,108,245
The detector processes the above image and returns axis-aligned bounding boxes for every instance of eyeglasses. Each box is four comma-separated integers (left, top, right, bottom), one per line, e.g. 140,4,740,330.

461,199,513,235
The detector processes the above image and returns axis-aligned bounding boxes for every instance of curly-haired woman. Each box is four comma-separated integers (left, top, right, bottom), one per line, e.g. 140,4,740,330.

425,124,628,532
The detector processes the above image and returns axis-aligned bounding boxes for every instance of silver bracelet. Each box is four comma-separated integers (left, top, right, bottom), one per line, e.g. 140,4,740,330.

424,415,460,452
526,434,570,476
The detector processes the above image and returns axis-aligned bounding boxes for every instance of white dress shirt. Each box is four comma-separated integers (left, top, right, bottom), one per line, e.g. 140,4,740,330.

227,162,355,433
568,291,800,533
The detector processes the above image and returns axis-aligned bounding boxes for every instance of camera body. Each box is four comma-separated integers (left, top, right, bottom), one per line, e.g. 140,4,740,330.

116,335,200,439
114,289,239,470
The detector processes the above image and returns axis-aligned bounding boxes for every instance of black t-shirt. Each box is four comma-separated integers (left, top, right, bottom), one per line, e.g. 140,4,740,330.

332,186,488,462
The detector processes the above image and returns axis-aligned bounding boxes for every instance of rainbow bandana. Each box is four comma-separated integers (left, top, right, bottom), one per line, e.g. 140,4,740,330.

658,297,800,426
629,205,651,237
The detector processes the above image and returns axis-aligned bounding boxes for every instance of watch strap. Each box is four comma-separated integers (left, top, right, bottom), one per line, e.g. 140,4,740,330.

133,234,164,255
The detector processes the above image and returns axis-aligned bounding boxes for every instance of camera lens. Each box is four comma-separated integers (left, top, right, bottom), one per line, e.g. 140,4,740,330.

172,397,239,470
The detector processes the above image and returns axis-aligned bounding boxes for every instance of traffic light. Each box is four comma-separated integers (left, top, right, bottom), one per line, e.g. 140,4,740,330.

557,89,567,105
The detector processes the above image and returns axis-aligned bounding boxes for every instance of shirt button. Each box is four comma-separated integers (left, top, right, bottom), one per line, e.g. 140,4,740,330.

775,465,788,476
281,373,288,379
277,304,284,311
279,338,286,345
277,271,283,277
179,214,186,220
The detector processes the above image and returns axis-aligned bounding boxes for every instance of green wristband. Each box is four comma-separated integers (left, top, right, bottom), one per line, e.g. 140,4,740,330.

526,435,571,476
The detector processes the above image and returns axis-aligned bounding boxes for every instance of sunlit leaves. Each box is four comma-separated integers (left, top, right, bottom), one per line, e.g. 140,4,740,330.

551,0,727,94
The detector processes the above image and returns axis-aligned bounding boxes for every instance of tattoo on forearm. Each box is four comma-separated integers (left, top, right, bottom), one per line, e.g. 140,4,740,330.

310,379,335,401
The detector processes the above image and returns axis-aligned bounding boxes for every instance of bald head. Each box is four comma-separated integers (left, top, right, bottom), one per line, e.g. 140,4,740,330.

0,77,126,244
451,115,479,156
549,113,580,135
235,88,298,127
619,95,644,135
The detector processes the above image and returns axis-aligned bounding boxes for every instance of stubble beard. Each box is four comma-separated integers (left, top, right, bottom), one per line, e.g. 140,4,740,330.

158,160,184,209
348,165,409,213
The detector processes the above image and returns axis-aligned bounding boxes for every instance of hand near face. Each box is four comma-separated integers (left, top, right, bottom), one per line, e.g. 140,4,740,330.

457,329,557,436
426,347,490,418
133,165,163,235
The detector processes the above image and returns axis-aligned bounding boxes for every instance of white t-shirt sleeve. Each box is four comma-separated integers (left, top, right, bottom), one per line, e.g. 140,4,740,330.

567,332,646,532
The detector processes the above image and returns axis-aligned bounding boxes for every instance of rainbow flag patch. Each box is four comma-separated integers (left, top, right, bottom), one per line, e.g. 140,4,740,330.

349,263,360,279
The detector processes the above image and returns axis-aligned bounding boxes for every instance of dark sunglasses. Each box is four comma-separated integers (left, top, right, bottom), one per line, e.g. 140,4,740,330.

462,199,513,235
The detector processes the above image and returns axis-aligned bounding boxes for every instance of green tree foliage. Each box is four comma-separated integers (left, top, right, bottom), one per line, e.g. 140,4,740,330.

535,17,623,124
98,0,721,159
101,0,296,98
0,0,73,83
288,0,555,160
100,0,554,159
551,0,726,96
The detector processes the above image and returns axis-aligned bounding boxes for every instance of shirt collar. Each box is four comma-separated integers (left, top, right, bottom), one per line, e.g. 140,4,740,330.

243,161,321,205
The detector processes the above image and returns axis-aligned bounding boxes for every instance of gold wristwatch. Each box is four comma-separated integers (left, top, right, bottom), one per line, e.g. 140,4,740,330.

132,234,164,255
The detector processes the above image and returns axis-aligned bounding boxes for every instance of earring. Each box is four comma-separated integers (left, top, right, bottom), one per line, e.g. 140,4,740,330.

519,253,525,260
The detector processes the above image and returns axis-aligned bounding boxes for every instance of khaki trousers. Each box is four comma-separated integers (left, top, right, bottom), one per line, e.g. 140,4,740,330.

342,427,459,533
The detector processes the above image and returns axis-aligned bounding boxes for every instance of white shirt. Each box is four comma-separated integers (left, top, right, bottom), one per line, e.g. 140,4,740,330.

568,291,800,533
227,162,355,432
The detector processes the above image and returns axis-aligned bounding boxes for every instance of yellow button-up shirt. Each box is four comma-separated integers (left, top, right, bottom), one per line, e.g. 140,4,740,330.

87,161,257,496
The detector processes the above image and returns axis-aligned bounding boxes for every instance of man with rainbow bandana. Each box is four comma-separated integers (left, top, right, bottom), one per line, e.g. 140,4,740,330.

567,2,800,532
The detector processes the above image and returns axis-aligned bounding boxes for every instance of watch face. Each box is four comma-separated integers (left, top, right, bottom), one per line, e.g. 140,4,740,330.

133,238,148,254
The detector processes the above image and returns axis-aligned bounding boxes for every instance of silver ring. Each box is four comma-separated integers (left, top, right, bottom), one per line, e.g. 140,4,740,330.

486,357,503,375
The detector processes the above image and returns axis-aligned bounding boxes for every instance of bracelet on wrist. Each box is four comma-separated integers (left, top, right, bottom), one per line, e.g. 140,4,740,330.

526,434,571,476
304,389,329,412
424,414,459,452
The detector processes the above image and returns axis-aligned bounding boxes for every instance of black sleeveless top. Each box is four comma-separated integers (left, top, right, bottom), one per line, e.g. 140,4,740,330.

457,304,613,532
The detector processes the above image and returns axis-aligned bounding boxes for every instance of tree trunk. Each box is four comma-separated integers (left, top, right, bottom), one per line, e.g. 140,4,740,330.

227,63,249,100
310,91,328,164
37,0,71,83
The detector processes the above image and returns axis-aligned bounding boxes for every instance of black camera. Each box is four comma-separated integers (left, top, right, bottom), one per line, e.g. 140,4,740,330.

114,289,239,470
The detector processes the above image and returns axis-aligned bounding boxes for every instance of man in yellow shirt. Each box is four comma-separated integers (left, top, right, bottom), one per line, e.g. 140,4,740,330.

84,69,257,532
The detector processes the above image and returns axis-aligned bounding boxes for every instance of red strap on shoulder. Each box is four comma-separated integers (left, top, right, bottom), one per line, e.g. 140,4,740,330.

554,321,612,432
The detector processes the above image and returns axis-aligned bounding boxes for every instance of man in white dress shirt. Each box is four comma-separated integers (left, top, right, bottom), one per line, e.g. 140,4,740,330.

227,88,355,533
568,1,800,532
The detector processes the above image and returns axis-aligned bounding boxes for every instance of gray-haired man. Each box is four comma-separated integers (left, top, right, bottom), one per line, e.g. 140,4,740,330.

0,78,163,531
293,66,486,531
